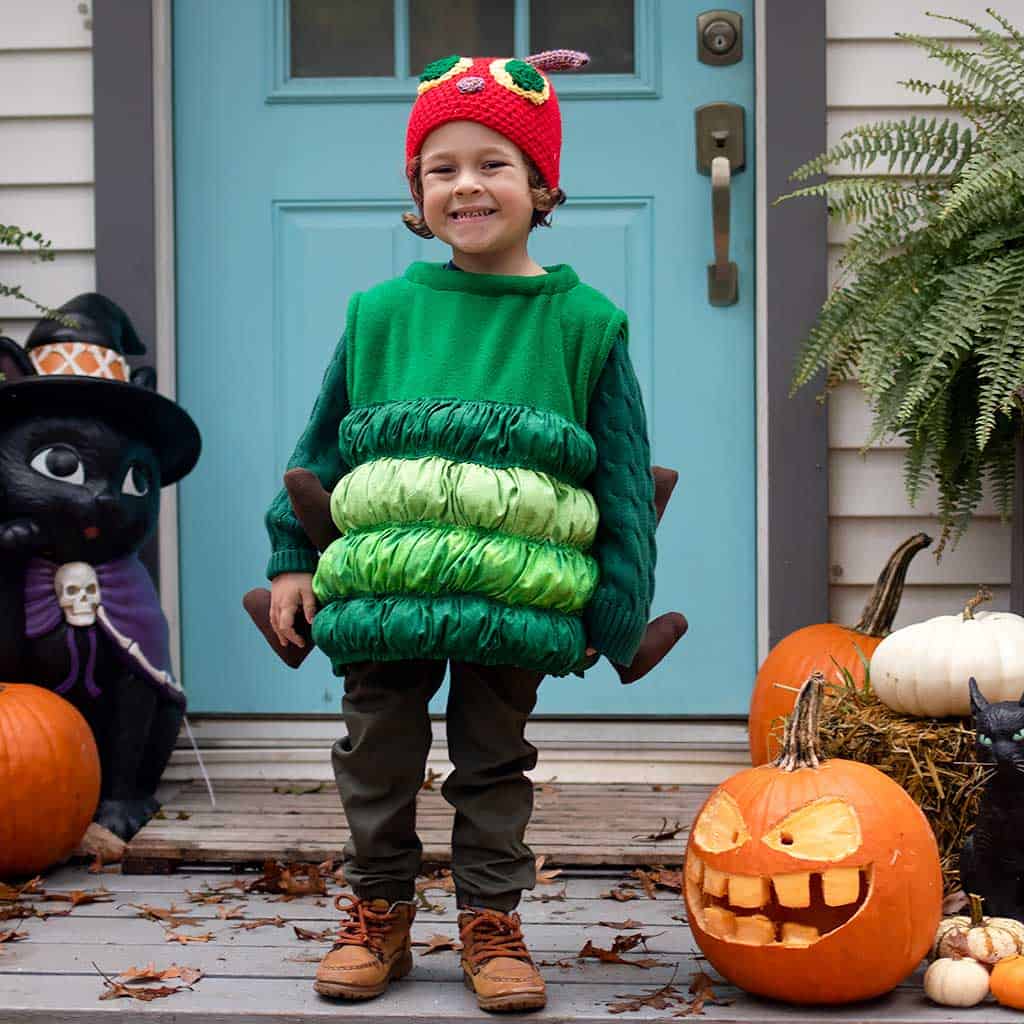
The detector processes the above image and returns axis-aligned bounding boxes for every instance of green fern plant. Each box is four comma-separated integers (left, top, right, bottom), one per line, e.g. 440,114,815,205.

775,8,1024,555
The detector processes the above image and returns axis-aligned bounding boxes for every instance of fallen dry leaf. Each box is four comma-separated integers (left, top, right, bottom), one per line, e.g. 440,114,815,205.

601,886,638,902
421,768,444,790
0,930,27,944
0,877,43,902
633,870,658,900
632,817,687,842
651,784,681,792
272,782,324,795
126,903,197,928
115,963,204,986
537,957,576,969
294,925,334,942
164,930,214,944
677,969,732,1016
217,905,245,920
246,860,327,899
231,916,287,931
176,811,191,820
412,933,461,955
526,884,567,903
577,939,661,968
95,961,201,1002
534,855,562,885
598,919,643,929
607,967,684,1013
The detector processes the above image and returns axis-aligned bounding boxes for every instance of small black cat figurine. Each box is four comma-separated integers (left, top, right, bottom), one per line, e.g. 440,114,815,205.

0,294,201,841
960,677,1024,920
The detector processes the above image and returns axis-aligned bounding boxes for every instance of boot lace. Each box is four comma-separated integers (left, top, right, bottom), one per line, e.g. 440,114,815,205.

331,893,401,958
461,909,533,968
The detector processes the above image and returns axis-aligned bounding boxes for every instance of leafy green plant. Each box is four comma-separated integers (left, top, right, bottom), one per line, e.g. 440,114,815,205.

775,8,1024,554
0,224,74,330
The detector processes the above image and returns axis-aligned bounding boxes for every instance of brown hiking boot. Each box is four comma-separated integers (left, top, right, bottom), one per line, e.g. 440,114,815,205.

458,907,547,1012
314,893,415,1000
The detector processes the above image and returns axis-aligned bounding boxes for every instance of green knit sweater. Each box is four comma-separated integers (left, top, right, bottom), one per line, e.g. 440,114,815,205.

265,260,656,675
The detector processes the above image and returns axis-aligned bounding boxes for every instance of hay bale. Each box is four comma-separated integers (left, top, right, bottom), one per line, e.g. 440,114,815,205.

796,680,988,895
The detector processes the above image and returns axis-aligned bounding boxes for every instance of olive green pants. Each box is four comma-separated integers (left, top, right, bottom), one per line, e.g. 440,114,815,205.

331,658,545,912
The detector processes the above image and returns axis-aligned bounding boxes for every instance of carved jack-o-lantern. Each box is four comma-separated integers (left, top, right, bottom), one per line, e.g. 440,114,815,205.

685,674,943,1004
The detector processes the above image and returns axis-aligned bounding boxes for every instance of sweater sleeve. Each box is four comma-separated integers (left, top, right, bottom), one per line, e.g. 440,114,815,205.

264,333,351,579
582,334,657,666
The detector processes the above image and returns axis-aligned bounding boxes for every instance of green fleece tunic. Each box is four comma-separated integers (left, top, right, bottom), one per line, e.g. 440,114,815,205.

265,261,656,676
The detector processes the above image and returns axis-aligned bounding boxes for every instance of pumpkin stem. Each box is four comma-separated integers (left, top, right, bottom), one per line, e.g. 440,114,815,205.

963,585,993,621
968,892,986,927
852,533,932,636
772,672,826,771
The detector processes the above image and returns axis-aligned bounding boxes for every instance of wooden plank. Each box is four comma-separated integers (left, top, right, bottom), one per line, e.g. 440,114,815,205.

0,251,95,318
0,119,93,186
0,971,1015,1024
0,0,93,50
827,1,1007,40
0,185,94,249
0,51,92,117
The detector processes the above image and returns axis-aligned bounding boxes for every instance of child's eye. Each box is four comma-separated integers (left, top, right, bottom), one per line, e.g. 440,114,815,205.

978,733,994,745
484,161,506,168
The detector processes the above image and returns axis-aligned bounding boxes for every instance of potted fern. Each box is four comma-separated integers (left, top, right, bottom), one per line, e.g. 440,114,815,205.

776,7,1024,564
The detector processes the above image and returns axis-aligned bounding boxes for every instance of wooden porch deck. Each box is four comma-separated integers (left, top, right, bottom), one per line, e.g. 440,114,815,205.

1,781,1017,1021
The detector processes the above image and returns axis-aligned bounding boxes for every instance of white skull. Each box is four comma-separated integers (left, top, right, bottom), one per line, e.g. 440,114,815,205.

54,562,101,626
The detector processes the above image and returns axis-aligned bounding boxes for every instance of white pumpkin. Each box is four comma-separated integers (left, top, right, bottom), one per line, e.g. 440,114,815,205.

924,957,990,1007
870,590,1024,717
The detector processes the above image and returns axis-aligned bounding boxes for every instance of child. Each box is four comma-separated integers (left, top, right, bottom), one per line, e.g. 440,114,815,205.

263,50,677,1013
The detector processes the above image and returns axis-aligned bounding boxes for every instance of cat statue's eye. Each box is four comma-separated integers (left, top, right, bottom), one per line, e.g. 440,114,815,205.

1014,729,1024,742
121,465,150,497
978,733,994,746
29,445,85,485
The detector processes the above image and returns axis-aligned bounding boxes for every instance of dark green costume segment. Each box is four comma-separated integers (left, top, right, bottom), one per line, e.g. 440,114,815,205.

312,594,587,675
265,262,657,670
338,399,597,486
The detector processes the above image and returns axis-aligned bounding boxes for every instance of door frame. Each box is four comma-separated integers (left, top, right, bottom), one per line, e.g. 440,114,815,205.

92,0,828,714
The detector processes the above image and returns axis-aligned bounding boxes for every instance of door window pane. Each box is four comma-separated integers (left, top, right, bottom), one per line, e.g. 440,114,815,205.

290,0,395,78
530,0,634,74
409,0,514,77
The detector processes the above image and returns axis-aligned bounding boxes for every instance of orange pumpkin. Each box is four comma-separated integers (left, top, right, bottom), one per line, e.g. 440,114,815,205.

0,683,101,877
747,533,930,764
685,673,943,1004
991,955,1024,1009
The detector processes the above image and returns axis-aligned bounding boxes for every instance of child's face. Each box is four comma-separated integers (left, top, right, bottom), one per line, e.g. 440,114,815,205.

419,121,536,263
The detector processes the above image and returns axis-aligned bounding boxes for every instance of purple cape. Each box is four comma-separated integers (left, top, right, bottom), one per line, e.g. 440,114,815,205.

24,555,185,706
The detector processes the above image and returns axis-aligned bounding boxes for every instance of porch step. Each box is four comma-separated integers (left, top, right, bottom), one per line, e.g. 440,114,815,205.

124,780,711,874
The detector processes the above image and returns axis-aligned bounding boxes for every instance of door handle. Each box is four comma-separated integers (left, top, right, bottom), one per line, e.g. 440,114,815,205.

696,103,744,307
709,154,737,306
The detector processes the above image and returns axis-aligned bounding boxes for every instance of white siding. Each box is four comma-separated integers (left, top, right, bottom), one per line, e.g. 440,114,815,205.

0,0,95,343
824,1,1020,629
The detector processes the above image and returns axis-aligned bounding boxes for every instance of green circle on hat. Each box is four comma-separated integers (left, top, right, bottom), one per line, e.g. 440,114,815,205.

420,54,463,82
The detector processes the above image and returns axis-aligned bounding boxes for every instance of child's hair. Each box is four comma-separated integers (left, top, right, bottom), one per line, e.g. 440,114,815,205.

401,152,566,239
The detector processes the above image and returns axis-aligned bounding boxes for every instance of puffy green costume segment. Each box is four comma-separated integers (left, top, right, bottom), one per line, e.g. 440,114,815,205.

337,398,597,486
313,522,597,614
312,594,587,676
330,455,598,549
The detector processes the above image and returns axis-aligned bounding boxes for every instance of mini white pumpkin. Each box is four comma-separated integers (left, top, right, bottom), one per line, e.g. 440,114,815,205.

924,957,990,1007
870,588,1024,717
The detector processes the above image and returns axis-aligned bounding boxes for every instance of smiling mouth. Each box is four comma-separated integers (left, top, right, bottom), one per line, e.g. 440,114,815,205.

686,854,871,947
449,209,496,221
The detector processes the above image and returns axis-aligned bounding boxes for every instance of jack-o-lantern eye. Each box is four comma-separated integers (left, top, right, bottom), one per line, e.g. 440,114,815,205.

488,58,551,105
693,791,750,853
417,55,474,95
762,797,862,861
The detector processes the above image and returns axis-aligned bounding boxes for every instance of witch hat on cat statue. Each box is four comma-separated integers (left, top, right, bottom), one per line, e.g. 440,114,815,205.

244,466,687,683
0,293,202,840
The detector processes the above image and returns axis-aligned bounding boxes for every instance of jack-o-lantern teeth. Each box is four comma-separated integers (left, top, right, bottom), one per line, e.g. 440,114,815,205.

687,854,872,946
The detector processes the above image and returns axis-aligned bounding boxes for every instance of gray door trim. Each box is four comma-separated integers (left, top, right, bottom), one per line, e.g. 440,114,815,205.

92,0,831,686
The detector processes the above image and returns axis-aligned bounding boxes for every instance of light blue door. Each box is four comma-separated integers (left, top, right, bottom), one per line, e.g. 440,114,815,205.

174,0,755,715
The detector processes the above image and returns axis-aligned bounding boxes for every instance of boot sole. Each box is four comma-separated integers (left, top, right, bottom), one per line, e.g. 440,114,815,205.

314,948,413,1000
462,971,547,1012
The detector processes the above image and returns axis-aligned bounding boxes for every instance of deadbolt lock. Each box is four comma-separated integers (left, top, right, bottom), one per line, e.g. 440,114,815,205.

697,10,743,66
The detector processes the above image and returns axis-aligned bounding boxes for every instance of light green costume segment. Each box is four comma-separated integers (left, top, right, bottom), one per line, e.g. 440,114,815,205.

329,455,599,549
313,522,598,614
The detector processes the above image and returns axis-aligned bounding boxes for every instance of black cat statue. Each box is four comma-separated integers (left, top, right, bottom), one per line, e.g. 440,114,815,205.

0,294,201,840
961,677,1024,920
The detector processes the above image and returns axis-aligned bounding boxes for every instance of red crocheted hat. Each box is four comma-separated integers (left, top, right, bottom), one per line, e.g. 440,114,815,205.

405,49,589,195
